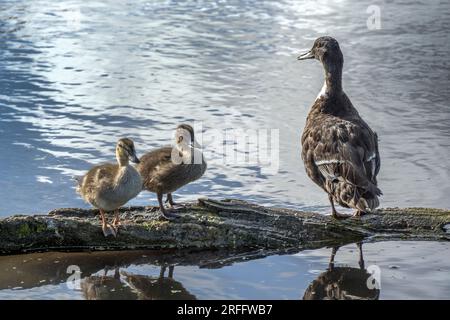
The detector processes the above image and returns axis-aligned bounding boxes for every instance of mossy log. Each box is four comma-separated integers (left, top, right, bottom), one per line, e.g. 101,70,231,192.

0,198,449,255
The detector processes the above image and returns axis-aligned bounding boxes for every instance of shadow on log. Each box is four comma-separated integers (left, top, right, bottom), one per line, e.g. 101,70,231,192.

0,198,449,256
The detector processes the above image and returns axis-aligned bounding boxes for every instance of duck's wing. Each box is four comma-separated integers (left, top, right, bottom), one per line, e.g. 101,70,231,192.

313,119,382,196
371,132,381,179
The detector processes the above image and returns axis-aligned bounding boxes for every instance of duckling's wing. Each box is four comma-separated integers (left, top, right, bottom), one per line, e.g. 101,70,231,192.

79,163,118,195
138,147,175,185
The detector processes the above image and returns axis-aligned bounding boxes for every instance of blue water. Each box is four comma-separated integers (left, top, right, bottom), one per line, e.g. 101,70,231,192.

0,0,449,299
0,241,449,300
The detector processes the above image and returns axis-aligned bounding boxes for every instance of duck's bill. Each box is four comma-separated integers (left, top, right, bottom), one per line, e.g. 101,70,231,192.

297,50,314,60
130,154,140,164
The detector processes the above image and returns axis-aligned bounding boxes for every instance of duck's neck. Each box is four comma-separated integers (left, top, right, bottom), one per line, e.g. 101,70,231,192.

321,59,343,97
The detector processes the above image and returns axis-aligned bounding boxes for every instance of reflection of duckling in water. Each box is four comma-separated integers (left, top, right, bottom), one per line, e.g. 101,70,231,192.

122,265,196,300
303,243,380,300
81,267,137,300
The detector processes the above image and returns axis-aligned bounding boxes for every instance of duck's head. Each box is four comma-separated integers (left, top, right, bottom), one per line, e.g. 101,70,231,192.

297,36,343,67
116,138,140,166
174,124,200,148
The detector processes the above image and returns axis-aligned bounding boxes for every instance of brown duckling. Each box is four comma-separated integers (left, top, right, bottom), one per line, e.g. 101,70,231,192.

137,124,207,219
298,36,382,218
76,138,142,236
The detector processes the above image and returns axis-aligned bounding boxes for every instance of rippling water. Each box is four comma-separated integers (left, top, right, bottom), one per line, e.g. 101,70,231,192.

0,0,449,299
0,0,449,215
0,241,449,300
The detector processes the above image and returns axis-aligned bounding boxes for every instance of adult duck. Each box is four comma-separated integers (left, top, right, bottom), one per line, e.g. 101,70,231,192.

76,138,142,236
137,124,207,219
298,36,381,218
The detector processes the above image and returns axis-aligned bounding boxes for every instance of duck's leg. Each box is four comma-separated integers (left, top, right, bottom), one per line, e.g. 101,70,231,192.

157,193,179,220
328,195,350,219
100,209,116,237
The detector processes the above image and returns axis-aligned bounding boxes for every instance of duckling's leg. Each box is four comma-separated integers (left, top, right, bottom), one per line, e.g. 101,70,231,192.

100,209,117,237
157,193,179,220
165,193,178,207
328,195,350,219
112,209,121,234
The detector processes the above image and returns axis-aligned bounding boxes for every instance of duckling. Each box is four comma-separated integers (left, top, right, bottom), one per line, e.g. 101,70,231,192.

137,124,207,219
298,36,382,218
76,138,142,236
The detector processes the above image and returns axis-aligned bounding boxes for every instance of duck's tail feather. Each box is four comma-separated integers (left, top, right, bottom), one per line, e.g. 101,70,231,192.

355,182,382,212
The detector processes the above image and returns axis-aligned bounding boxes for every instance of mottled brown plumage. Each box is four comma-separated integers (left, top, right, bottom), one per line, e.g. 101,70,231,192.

298,36,381,218
137,124,207,219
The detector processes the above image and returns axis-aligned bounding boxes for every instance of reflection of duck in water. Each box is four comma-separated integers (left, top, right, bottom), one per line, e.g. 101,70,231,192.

303,243,380,300
122,265,196,300
81,267,137,300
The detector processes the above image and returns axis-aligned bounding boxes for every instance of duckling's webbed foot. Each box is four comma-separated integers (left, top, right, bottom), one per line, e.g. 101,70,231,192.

111,209,121,235
102,223,117,237
158,193,180,220
159,208,180,220
165,193,185,209
100,209,117,237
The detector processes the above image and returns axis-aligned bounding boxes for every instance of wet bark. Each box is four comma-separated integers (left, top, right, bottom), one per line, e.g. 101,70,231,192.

0,198,449,255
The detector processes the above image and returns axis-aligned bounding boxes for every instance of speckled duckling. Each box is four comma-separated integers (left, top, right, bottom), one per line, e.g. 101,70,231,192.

298,36,382,218
137,124,207,219
76,138,142,236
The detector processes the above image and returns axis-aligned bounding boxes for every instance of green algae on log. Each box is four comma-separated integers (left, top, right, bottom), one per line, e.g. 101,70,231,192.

0,198,449,255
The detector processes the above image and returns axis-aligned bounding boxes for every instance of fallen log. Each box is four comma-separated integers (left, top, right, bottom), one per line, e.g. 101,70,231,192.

0,198,449,255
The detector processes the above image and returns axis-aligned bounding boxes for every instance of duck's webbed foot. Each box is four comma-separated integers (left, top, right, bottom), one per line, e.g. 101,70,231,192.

354,210,367,217
332,211,351,219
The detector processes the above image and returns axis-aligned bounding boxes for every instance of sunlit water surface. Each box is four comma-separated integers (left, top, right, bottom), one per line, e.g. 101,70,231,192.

0,0,449,299
0,241,449,300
